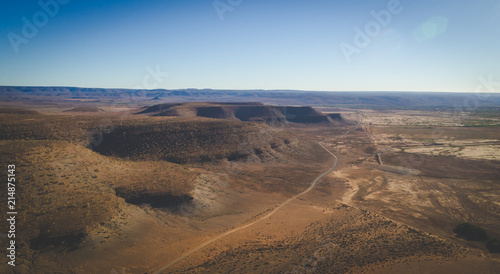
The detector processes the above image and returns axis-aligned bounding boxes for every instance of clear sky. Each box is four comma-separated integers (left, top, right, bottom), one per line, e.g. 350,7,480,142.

0,0,499,92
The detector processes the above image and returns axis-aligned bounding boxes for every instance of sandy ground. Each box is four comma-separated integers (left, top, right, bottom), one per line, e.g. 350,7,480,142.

149,121,500,273
2,108,500,273
402,142,500,161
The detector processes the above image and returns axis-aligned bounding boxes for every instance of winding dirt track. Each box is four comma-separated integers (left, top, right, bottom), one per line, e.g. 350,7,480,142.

153,142,338,273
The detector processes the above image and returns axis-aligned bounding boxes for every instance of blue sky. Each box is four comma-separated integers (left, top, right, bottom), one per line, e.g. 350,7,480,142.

0,0,499,92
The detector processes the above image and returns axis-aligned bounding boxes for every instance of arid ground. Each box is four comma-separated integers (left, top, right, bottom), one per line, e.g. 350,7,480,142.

1,96,499,273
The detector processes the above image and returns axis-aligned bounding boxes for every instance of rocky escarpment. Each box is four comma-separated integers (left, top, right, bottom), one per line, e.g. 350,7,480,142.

137,102,345,125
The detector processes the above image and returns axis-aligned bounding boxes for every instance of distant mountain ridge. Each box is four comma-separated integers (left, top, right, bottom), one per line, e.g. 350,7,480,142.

1,86,500,109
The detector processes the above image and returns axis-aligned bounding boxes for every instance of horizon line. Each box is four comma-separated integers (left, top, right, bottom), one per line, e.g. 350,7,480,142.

1,85,497,95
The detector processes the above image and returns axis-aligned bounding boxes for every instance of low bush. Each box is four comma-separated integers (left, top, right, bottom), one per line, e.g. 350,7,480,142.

453,222,489,241
486,238,500,253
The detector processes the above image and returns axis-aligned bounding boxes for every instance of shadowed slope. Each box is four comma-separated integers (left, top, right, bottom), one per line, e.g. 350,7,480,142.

137,102,345,125
92,118,307,164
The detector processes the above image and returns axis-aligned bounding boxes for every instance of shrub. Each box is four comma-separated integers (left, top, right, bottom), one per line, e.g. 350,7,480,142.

486,238,500,253
453,222,489,241
364,146,377,154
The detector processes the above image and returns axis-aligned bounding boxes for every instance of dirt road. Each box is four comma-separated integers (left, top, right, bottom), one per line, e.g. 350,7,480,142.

153,142,338,273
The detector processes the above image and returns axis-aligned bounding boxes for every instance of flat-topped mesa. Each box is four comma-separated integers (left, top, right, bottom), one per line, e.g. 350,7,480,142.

0,107,41,115
137,102,344,125
137,102,263,115
280,106,329,124
327,113,344,122
63,107,105,113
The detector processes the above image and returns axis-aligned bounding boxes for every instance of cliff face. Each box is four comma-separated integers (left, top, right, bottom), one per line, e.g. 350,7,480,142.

138,102,344,125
